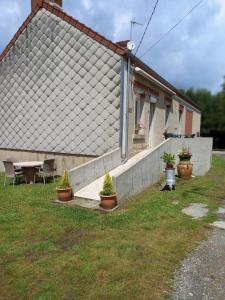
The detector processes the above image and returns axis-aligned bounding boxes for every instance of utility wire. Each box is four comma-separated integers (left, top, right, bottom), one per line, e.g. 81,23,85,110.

135,0,159,55
140,0,204,58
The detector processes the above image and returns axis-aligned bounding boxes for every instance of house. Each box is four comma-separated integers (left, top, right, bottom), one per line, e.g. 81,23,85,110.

0,0,201,174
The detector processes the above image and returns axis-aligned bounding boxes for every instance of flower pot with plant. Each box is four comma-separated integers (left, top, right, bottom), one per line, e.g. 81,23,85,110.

138,121,145,135
134,121,145,135
161,152,176,190
178,146,192,162
177,146,193,179
56,169,73,202
100,172,117,210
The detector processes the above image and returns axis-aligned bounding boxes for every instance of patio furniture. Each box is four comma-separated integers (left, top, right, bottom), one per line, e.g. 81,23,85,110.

3,161,23,188
6,157,22,171
13,161,43,184
36,159,56,185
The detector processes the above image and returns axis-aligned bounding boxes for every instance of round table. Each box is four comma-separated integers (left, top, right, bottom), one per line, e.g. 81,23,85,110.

14,161,43,184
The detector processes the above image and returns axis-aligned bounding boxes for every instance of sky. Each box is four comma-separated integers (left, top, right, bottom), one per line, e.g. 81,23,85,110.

0,0,225,93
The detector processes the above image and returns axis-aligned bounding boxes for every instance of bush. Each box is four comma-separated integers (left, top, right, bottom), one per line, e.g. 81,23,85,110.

100,172,114,196
58,169,70,188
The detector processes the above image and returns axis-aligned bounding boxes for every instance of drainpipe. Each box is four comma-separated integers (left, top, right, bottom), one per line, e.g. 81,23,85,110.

121,52,131,163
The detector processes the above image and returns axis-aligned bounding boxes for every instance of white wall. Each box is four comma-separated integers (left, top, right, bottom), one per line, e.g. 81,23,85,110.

112,138,213,202
70,148,121,191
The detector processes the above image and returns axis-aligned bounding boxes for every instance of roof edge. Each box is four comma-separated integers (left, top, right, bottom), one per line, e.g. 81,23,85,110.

132,55,201,112
0,3,201,113
0,2,126,62
0,4,41,62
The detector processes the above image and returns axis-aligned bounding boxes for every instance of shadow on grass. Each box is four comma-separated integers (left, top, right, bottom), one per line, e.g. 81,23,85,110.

181,186,225,201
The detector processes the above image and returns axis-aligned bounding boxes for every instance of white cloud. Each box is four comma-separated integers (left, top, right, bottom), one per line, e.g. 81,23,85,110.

0,0,225,92
82,0,92,10
112,11,134,41
0,1,21,18
209,0,225,22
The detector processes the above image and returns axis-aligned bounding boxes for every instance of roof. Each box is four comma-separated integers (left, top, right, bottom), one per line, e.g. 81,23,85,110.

0,1,126,62
132,56,201,111
0,1,200,112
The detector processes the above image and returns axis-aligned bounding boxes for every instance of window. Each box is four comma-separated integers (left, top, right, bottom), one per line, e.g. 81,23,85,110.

135,95,144,131
179,109,183,123
164,96,172,126
179,104,184,123
165,105,170,126
134,95,145,135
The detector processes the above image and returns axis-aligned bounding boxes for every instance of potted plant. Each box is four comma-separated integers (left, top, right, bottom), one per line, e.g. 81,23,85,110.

138,121,145,135
134,125,139,134
56,169,73,202
177,147,193,179
161,152,176,190
178,146,192,161
100,172,117,210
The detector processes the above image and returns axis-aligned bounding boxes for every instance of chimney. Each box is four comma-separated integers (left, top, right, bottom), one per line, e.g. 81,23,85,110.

31,0,62,11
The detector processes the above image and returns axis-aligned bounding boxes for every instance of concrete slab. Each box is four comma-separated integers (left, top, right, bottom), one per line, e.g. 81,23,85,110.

218,207,225,214
182,203,208,219
52,199,119,212
211,221,225,230
52,198,100,209
97,205,119,213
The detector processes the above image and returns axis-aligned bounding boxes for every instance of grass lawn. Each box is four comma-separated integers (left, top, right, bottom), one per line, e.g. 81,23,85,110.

0,156,225,300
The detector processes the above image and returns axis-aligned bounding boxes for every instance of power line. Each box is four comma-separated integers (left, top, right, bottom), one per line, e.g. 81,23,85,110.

140,0,204,58
135,0,160,55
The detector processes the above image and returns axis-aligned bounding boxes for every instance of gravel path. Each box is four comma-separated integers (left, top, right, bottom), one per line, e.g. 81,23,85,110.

171,228,225,300
171,151,225,300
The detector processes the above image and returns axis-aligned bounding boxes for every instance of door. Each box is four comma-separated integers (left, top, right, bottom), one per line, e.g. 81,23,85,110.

185,110,193,135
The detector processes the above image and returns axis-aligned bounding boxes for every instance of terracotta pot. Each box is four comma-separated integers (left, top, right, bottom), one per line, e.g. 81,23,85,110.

177,162,193,179
57,187,73,202
100,194,117,210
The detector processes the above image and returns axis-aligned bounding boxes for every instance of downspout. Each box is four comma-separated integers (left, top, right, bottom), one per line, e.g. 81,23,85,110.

121,52,131,163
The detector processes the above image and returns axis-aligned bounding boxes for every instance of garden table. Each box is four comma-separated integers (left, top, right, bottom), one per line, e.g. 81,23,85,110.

13,161,43,184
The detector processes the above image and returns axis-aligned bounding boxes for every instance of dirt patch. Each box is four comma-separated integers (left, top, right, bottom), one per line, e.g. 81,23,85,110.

55,230,86,250
25,251,38,263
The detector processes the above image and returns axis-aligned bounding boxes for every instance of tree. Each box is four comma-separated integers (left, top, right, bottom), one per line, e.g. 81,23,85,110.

181,77,225,148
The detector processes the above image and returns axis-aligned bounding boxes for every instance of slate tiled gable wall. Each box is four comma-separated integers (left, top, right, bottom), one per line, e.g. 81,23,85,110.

0,9,121,156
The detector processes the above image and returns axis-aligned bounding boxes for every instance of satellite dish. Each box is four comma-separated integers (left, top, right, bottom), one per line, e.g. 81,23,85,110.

127,41,136,51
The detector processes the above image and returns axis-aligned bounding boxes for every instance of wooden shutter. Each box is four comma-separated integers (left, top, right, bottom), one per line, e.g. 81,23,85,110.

185,110,193,135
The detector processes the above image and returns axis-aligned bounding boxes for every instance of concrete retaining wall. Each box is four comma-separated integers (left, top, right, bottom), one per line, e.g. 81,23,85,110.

70,148,121,191
112,138,212,202
0,148,94,175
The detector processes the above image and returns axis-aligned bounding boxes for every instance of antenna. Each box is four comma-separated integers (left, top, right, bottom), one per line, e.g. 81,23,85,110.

130,18,143,41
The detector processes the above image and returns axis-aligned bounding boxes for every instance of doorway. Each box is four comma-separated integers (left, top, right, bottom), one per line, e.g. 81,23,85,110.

185,110,193,135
